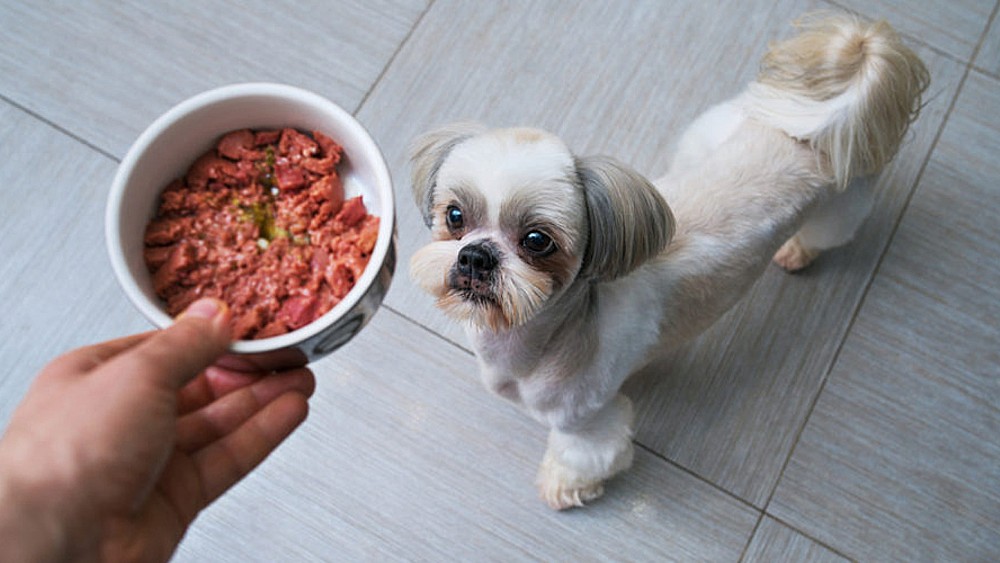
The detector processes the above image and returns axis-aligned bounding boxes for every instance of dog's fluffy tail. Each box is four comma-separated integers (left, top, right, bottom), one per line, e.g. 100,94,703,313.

743,13,930,189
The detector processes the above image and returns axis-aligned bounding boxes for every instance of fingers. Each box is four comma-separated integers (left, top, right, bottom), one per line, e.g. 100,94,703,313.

99,299,233,391
204,366,274,399
175,368,315,451
176,367,261,415
42,331,155,379
191,391,310,505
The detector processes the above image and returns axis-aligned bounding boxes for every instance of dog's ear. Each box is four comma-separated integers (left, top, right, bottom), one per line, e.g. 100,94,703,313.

576,155,675,281
409,122,486,228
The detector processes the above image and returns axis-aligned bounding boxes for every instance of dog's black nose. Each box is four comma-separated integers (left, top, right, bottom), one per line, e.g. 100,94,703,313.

457,242,498,276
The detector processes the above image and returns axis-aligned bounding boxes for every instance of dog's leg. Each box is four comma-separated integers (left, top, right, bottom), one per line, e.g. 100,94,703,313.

536,394,635,510
774,176,875,272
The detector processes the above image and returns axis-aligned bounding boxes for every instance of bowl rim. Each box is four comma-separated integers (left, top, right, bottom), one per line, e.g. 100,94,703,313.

105,82,395,354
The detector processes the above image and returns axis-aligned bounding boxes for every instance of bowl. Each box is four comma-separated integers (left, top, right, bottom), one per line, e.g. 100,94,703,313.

106,83,395,370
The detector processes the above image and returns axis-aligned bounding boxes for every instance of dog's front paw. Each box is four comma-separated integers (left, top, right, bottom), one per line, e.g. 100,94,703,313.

536,455,606,510
773,236,818,272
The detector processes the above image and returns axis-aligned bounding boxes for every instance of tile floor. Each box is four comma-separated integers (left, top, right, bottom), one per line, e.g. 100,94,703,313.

0,1,997,560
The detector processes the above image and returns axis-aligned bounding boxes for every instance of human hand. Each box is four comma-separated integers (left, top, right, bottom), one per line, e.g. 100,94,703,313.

0,298,316,562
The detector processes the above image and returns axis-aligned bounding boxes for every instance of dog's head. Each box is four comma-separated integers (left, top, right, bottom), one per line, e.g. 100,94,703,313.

408,123,674,331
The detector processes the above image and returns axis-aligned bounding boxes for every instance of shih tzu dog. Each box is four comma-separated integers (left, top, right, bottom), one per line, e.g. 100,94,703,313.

409,14,929,509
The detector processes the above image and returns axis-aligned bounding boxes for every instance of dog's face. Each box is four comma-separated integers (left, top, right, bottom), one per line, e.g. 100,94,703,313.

409,123,674,331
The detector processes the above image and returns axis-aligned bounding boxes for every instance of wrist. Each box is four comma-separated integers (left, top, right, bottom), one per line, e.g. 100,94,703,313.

0,444,97,562
0,405,112,560
0,470,71,562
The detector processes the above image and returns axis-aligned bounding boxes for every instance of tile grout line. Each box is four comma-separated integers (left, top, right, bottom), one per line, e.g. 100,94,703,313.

736,514,767,563
0,93,120,163
631,447,856,561
823,0,984,67
352,0,436,116
754,0,998,547
381,304,473,355
352,1,447,354
736,512,857,563
631,442,763,513
970,0,1000,80
764,513,859,562
970,0,1000,81
972,66,1000,81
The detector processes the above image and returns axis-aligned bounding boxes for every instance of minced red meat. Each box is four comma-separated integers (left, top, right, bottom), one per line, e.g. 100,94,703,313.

143,127,379,340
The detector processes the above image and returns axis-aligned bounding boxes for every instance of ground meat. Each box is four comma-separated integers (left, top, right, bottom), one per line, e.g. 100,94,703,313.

143,128,379,340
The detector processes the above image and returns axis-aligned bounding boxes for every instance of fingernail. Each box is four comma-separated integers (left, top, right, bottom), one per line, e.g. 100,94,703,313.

182,298,226,320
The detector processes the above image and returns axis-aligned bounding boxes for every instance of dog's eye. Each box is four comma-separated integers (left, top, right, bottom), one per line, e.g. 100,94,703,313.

445,205,464,230
522,231,555,256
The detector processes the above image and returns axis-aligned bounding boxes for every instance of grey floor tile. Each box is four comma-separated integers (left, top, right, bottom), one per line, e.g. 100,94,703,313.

829,0,996,62
0,0,426,159
743,517,849,563
975,11,1000,77
625,44,964,507
768,71,1000,561
175,311,760,561
0,101,150,427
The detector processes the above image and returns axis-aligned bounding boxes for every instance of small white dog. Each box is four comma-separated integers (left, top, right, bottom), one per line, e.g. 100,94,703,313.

409,14,929,509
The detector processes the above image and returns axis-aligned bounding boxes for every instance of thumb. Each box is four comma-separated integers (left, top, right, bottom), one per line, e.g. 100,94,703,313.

102,298,234,391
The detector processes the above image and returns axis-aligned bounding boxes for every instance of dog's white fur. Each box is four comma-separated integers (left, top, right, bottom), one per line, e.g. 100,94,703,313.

409,14,929,509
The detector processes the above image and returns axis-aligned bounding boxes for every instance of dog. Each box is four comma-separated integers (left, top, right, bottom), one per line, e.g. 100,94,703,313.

408,13,929,510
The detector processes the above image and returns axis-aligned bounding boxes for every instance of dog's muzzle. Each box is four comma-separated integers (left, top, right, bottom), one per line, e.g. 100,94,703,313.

453,240,499,295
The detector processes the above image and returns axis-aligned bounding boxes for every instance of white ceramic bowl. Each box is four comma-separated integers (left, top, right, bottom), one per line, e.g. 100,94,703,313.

106,83,395,369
